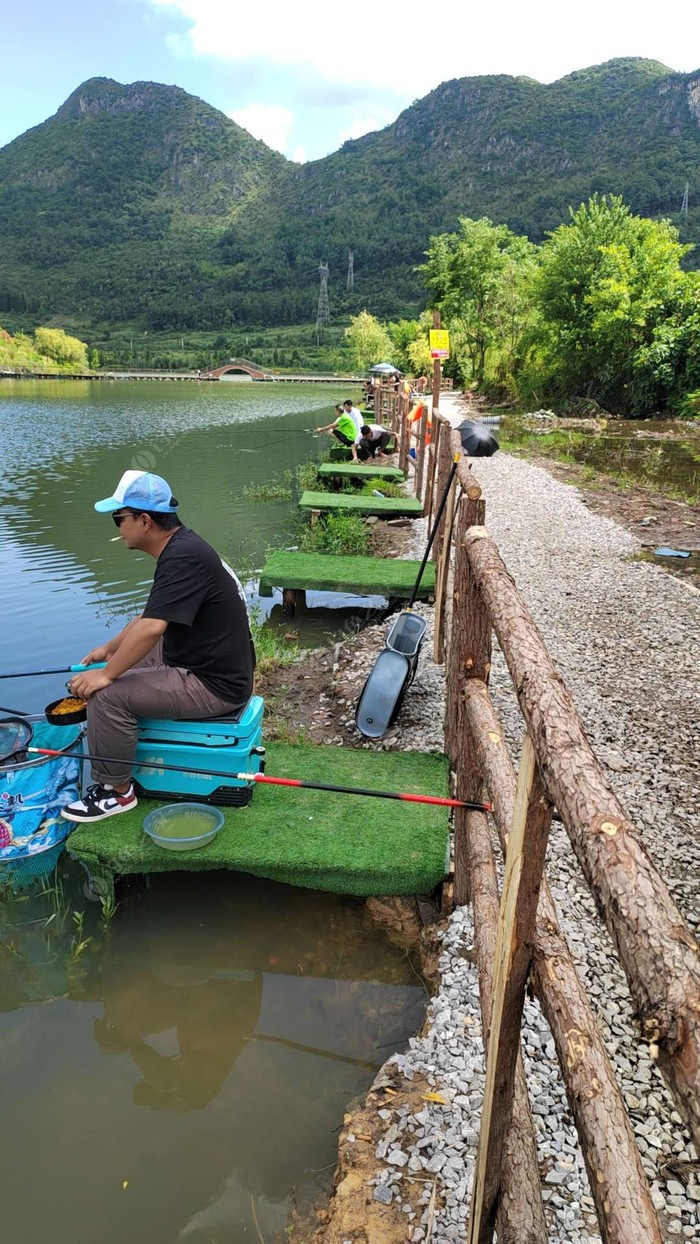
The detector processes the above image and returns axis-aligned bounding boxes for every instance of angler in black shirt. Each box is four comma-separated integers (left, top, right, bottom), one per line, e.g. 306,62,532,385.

62,470,255,823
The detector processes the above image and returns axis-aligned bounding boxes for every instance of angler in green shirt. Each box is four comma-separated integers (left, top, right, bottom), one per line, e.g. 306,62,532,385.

315,404,360,460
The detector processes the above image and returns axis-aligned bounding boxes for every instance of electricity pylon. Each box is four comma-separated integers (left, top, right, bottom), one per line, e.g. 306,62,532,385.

316,262,331,345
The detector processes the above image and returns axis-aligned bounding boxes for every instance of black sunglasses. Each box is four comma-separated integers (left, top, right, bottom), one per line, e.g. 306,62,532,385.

112,510,142,527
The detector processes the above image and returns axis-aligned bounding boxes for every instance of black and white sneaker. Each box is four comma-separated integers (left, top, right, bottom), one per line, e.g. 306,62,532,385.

61,783,138,823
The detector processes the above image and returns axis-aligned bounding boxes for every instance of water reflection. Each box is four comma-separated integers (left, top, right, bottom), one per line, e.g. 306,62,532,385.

0,868,425,1243
503,416,700,500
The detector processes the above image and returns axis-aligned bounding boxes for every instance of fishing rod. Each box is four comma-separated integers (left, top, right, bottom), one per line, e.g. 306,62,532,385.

29,746,492,813
0,663,106,681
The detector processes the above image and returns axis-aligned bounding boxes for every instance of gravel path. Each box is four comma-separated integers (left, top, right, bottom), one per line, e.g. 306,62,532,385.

368,420,700,1242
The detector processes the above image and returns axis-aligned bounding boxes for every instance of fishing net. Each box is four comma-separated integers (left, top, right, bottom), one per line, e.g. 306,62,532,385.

0,721,83,890
0,841,65,892
0,718,33,764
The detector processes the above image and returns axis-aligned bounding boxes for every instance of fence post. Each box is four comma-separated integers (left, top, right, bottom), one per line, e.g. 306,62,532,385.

398,393,410,476
467,735,553,1243
446,493,489,906
423,417,441,521
414,403,429,500
432,476,458,662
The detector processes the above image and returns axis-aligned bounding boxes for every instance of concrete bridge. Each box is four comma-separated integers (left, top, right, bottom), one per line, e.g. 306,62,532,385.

203,357,267,380
201,357,363,383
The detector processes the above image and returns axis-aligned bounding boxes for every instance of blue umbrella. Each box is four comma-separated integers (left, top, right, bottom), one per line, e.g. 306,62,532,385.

370,362,400,374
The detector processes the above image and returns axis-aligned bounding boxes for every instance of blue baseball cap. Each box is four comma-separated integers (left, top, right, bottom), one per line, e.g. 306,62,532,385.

94,470,179,514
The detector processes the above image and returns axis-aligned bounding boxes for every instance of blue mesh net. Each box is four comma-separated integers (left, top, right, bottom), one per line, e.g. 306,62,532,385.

0,722,82,891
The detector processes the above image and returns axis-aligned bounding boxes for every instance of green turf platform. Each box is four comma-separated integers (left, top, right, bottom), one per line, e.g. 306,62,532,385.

258,550,435,599
68,745,450,899
299,490,423,518
318,462,405,483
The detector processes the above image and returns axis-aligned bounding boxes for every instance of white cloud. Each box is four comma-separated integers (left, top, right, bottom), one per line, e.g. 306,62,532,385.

291,144,307,163
228,103,294,153
338,116,384,144
144,0,699,92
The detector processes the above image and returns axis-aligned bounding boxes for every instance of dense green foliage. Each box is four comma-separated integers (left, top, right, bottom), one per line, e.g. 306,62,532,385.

422,220,538,387
0,325,89,372
299,512,374,556
0,59,698,337
344,311,394,370
422,198,700,415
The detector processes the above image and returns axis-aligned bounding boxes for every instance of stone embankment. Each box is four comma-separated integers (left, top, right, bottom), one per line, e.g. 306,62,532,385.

320,400,700,1243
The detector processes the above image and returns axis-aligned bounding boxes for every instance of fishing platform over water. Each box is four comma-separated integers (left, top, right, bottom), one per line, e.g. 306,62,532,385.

69,744,450,902
299,491,423,518
317,462,405,484
258,551,435,604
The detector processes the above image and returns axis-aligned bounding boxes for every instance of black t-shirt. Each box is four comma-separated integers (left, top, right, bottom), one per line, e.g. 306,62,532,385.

142,527,255,704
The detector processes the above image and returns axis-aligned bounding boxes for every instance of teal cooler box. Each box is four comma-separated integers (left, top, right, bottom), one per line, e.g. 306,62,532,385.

133,696,264,807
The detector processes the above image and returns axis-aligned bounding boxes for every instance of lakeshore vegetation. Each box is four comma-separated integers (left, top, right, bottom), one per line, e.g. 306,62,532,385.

2,195,698,420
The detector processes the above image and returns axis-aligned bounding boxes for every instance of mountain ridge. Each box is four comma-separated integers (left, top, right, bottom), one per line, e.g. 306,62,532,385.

0,58,698,330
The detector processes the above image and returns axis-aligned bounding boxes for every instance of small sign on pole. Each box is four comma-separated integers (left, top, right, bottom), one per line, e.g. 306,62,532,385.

430,329,450,359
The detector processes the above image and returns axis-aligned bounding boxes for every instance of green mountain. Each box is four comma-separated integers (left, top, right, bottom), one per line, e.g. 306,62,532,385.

0,59,698,332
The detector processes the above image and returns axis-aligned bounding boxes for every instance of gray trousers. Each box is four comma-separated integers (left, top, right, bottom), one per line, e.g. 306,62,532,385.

86,640,242,785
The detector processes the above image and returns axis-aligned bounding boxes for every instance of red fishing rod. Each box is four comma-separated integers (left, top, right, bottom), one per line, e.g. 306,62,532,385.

29,747,492,813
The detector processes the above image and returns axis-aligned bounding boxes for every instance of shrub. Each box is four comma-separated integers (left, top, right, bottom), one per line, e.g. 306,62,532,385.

299,512,373,556
679,390,700,419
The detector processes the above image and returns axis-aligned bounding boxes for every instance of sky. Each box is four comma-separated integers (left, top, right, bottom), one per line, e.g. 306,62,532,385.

1,0,699,162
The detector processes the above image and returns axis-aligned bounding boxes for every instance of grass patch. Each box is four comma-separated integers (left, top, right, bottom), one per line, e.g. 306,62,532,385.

299,511,375,556
242,461,327,504
358,479,406,498
68,744,451,897
250,609,301,677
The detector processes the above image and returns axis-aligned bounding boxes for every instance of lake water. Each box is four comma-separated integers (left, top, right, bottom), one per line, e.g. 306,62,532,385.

0,379,426,1242
0,866,426,1243
0,377,377,716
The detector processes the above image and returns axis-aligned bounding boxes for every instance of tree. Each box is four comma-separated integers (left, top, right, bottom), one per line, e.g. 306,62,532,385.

421,218,537,391
387,318,423,373
344,310,394,371
531,195,695,413
33,326,89,368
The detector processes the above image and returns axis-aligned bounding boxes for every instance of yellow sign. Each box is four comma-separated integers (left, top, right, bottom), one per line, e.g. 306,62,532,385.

429,329,450,359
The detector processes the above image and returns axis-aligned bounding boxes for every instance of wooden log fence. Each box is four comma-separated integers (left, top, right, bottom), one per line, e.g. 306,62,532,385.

373,389,699,1241
467,736,554,1243
462,679,664,1243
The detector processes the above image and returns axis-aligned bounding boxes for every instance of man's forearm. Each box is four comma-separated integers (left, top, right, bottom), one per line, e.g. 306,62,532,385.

105,618,166,679
106,614,144,656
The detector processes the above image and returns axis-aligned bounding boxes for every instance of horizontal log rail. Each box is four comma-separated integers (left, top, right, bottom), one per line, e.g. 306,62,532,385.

462,525,700,1149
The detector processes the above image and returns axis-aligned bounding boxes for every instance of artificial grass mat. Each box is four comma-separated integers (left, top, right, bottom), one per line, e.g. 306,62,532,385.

299,490,423,517
69,744,450,899
317,462,405,482
258,551,435,599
